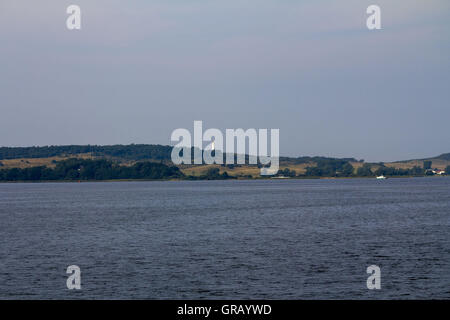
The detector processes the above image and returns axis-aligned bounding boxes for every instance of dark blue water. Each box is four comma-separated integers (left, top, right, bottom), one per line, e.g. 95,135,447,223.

0,177,449,299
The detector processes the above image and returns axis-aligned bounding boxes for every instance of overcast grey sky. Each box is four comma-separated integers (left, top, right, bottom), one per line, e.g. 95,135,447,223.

0,0,449,161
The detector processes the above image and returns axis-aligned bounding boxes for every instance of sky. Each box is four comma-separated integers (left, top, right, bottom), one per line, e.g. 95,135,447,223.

0,0,449,162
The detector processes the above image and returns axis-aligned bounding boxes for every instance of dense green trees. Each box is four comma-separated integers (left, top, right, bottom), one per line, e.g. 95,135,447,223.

305,166,322,177
184,167,234,180
201,168,234,180
356,163,373,176
423,160,432,170
303,161,434,178
305,159,354,177
341,163,355,176
0,145,173,161
374,165,424,177
410,166,425,175
0,159,183,181
277,168,297,177
446,166,450,175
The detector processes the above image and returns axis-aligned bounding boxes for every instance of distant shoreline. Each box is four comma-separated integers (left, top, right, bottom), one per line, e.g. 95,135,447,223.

1,175,448,184
1,147,449,182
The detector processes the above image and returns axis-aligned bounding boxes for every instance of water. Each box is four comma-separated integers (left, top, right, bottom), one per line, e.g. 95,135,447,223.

0,177,449,299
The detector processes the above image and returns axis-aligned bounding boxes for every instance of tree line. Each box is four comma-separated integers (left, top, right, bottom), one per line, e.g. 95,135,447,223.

0,159,183,181
0,159,238,181
0,145,173,161
277,160,450,178
0,158,448,181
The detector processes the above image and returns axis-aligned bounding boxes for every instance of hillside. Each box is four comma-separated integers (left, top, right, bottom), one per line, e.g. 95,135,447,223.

0,144,172,161
433,153,450,161
0,144,449,180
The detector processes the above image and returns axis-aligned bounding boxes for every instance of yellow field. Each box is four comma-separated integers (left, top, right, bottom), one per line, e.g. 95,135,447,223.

0,153,97,169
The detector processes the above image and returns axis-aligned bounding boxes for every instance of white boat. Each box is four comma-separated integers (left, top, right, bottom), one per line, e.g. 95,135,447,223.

376,175,387,180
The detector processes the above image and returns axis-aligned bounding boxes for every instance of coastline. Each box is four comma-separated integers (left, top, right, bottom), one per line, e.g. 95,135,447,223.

0,175,448,183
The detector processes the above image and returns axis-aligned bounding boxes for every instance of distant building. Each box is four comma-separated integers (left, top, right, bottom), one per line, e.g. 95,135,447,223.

429,169,446,175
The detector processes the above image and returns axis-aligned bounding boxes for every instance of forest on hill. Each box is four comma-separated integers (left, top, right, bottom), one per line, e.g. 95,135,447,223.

0,159,183,181
0,145,449,181
0,144,172,161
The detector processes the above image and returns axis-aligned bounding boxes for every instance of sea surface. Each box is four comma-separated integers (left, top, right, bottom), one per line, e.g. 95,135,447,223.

0,177,449,299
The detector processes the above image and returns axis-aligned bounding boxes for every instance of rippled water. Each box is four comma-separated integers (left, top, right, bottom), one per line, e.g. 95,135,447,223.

0,177,449,299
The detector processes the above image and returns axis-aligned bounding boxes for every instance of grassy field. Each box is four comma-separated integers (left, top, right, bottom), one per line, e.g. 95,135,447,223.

0,153,97,169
